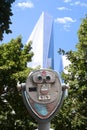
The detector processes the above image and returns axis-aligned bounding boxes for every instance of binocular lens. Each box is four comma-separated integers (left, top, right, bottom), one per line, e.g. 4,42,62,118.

46,76,51,81
37,75,42,81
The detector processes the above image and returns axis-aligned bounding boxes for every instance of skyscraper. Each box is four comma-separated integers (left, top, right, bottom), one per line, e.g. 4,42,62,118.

26,12,54,69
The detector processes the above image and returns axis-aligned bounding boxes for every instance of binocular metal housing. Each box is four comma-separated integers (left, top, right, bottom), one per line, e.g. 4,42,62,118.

17,69,67,122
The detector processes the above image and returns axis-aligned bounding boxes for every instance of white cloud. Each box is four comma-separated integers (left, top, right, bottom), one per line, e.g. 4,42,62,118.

71,1,87,7
64,0,72,3
64,24,71,31
74,1,80,5
16,1,34,9
55,17,76,31
55,17,76,24
57,6,71,11
76,1,87,7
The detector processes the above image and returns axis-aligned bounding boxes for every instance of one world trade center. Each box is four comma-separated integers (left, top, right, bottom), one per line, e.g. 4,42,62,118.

26,12,54,69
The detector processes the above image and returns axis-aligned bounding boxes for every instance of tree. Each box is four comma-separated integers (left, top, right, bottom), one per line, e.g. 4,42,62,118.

0,0,15,41
0,37,37,130
52,16,87,130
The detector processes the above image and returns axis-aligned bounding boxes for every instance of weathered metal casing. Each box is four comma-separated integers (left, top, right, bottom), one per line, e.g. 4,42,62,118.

22,69,65,122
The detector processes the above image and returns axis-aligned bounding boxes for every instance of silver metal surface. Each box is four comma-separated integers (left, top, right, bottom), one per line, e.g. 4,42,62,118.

35,122,54,130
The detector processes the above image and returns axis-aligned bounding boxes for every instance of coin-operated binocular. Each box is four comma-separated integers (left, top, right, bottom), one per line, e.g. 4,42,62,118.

17,69,68,130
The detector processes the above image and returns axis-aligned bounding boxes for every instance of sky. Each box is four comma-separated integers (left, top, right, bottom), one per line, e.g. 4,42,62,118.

1,0,87,71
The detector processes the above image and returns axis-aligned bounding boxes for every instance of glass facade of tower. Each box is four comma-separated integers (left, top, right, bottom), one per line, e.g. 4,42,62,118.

26,12,54,69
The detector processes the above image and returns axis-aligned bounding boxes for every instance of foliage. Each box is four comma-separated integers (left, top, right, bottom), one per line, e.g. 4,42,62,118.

52,16,87,130
0,37,37,130
0,0,15,40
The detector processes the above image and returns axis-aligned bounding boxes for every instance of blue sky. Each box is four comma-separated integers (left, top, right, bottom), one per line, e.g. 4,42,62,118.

1,0,87,71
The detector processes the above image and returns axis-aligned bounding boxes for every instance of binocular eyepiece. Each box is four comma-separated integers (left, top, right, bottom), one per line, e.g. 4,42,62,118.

37,75,51,81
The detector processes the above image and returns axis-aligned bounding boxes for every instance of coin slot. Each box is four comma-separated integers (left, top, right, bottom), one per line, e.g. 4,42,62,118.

29,87,37,92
